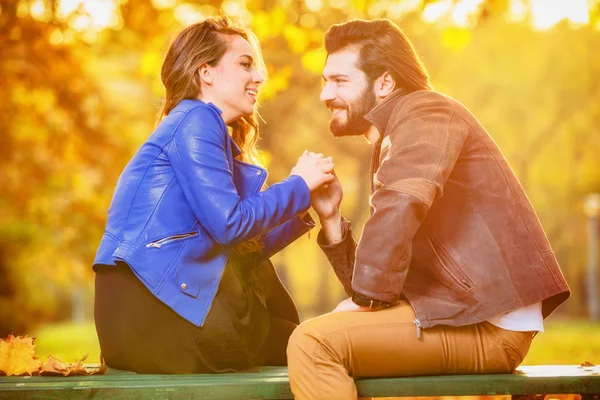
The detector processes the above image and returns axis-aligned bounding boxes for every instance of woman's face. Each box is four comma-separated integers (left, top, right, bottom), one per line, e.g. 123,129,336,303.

206,35,264,123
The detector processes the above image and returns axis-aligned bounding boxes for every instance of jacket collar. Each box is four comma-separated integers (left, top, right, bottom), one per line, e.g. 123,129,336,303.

175,99,242,158
230,137,242,158
207,101,242,158
364,89,407,138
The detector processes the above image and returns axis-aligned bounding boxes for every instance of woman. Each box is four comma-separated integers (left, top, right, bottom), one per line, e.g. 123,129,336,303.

93,17,334,374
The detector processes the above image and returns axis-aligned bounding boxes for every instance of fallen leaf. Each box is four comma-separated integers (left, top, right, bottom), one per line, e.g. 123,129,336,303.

67,354,89,376
40,354,107,376
581,361,596,367
39,355,69,376
0,334,43,376
85,361,107,376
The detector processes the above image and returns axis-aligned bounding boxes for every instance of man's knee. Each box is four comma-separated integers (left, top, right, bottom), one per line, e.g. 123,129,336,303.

287,315,351,370
286,318,322,363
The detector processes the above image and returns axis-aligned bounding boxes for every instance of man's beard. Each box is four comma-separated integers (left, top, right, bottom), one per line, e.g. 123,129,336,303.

327,86,377,137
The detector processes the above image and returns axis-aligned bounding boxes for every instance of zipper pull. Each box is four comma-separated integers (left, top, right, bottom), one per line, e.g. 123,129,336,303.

414,319,422,339
146,242,161,249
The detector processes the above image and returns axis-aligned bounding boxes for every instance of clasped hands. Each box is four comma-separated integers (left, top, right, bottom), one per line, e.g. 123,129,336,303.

292,151,371,313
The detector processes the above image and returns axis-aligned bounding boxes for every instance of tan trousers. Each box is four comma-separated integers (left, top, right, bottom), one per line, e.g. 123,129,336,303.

286,301,533,400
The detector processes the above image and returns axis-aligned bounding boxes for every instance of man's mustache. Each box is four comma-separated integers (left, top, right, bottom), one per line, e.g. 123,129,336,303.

325,100,348,110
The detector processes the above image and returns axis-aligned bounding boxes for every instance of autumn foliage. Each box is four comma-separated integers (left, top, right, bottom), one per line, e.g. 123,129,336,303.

0,335,105,376
0,0,599,335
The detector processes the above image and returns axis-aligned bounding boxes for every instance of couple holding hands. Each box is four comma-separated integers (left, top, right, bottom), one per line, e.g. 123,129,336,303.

93,17,569,400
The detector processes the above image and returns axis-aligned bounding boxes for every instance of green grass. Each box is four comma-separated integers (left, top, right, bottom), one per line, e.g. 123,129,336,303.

33,322,100,364
523,320,600,365
31,319,600,367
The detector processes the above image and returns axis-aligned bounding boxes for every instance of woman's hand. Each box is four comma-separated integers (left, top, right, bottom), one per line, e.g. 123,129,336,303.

290,151,335,191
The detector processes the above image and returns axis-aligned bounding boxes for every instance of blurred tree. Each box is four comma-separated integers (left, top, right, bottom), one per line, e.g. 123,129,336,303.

0,0,598,332
0,0,118,335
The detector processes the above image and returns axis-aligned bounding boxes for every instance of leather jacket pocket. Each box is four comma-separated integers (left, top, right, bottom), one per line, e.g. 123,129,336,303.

428,235,475,291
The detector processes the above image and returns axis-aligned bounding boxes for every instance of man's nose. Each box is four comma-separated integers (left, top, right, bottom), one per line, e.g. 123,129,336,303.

320,83,335,103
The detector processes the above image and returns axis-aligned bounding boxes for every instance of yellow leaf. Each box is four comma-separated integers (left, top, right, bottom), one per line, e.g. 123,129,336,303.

283,25,310,53
0,335,43,376
301,48,327,75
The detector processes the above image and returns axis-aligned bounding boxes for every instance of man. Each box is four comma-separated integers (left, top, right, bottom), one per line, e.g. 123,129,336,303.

286,19,570,400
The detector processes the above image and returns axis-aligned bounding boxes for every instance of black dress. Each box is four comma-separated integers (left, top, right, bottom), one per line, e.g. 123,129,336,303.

94,251,299,374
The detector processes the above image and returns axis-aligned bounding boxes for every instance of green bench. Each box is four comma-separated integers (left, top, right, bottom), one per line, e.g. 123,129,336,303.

1,365,599,399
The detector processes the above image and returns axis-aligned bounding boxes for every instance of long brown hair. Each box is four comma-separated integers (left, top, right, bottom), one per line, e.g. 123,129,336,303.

324,19,432,92
159,16,266,166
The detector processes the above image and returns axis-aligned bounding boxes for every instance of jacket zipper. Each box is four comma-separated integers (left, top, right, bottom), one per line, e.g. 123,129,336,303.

146,232,198,248
403,291,425,339
414,318,423,339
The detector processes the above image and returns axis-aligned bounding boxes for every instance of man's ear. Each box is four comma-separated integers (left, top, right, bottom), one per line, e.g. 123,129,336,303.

198,63,213,86
374,71,395,98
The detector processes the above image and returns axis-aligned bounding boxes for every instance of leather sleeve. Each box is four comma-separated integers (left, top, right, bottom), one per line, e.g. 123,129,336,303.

169,106,311,246
317,217,356,296
352,92,469,303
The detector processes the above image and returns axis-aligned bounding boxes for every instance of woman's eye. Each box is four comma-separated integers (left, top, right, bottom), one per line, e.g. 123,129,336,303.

241,62,251,69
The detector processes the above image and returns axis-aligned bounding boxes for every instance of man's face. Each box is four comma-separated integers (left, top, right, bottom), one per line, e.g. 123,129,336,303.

320,48,377,137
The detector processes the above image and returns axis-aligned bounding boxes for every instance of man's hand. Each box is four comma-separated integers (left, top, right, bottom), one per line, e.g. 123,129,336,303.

331,297,372,313
311,167,343,221
305,153,344,243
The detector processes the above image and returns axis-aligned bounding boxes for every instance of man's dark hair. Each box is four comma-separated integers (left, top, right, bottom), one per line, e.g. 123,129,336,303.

324,19,432,92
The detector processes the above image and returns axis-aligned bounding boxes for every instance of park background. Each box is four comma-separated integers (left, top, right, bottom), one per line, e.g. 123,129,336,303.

1,0,599,374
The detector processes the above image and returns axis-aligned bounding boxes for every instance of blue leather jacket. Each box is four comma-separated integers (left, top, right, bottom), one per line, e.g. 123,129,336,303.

93,99,313,326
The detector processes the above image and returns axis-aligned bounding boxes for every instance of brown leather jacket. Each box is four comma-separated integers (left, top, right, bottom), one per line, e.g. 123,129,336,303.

318,89,570,329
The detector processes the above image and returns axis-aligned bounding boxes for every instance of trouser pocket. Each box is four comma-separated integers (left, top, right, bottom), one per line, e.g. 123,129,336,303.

500,331,533,371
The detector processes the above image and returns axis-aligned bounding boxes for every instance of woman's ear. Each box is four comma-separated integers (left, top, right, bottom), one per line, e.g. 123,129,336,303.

374,71,396,98
198,63,213,86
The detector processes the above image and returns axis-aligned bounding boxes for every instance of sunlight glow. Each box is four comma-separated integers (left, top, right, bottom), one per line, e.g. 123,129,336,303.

57,0,79,17
329,0,347,10
222,0,252,25
507,0,527,23
57,0,121,31
451,0,485,27
420,0,592,30
383,0,422,20
530,0,589,30
30,0,52,22
305,0,324,12
49,0,595,35
151,0,176,9
49,29,64,45
422,0,484,26
173,3,205,25
222,0,244,17
299,13,317,28
422,0,452,24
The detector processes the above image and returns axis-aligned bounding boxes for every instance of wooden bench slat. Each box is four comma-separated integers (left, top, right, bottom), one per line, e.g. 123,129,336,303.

0,365,598,400
356,373,600,397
